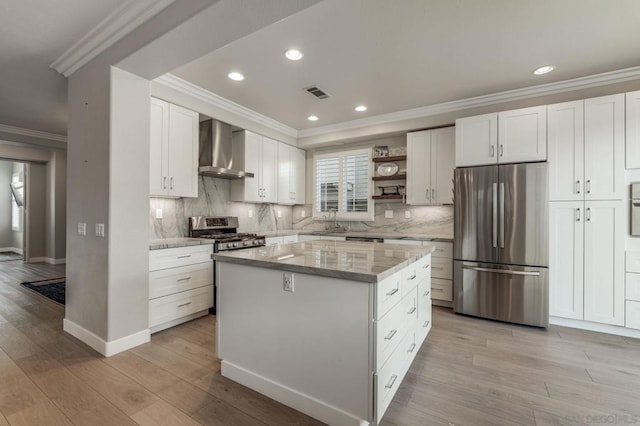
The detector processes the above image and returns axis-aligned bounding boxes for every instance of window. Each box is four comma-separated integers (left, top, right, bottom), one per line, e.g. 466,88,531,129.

314,148,373,221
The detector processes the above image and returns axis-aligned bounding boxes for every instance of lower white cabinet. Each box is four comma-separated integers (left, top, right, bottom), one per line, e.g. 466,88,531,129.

266,235,299,246
549,201,625,326
625,252,640,330
149,244,214,333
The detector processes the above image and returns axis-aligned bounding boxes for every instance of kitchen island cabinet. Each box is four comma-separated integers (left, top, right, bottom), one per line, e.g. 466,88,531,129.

213,240,433,426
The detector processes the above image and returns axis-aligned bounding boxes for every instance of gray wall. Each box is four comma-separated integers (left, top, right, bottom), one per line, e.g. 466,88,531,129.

12,162,23,251
47,151,66,260
0,161,12,248
26,163,46,259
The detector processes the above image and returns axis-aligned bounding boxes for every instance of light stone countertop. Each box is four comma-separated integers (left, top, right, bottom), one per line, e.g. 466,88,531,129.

149,238,214,250
212,240,435,282
261,229,453,242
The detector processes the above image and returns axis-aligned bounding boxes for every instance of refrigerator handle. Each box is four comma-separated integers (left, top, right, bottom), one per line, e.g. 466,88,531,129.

462,264,540,277
499,182,505,248
492,183,498,248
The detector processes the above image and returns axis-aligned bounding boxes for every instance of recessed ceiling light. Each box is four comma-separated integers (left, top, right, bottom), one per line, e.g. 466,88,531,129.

532,65,555,75
227,71,244,81
308,115,318,121
284,49,303,61
355,105,367,112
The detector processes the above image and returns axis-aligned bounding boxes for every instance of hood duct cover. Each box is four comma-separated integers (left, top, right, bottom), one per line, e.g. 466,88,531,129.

198,119,254,179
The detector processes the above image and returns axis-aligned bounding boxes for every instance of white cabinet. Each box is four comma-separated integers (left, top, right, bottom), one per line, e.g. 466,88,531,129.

548,95,624,201
277,143,306,205
455,106,546,167
407,127,455,205
455,113,497,167
148,244,214,333
149,98,198,198
230,131,278,203
549,201,625,326
626,90,640,169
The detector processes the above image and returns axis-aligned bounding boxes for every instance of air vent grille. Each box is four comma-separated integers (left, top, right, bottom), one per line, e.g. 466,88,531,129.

304,86,330,100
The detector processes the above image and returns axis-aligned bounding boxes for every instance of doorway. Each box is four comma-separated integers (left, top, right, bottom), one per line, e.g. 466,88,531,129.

1,159,25,262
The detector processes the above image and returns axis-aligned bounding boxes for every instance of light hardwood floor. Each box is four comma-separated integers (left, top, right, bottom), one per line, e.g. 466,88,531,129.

1,260,640,425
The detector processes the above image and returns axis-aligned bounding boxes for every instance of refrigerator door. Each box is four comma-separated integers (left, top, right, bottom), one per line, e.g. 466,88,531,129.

498,162,548,267
454,261,549,327
454,166,499,264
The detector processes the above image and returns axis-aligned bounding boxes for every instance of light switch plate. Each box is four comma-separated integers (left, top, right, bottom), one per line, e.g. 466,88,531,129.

405,210,411,219
277,210,282,218
77,222,86,236
301,210,306,218
155,208,163,219
385,210,394,219
248,209,254,218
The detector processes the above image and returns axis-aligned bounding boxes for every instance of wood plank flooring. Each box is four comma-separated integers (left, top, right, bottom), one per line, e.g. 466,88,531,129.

1,260,640,425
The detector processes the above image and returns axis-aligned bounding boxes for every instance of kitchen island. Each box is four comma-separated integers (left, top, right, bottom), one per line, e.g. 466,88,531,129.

212,240,434,426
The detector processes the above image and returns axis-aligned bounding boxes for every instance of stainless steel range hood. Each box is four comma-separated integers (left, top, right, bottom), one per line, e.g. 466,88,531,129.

199,119,254,179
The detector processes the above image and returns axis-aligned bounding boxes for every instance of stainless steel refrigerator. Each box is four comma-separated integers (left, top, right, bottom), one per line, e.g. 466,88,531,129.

453,162,549,327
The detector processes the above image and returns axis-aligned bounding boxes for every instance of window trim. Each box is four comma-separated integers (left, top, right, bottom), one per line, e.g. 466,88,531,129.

313,148,374,221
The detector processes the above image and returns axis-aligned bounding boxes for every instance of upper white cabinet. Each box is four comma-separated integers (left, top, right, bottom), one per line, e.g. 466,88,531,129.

627,90,640,169
149,98,199,198
548,94,624,201
230,131,278,203
407,127,454,205
455,113,497,167
277,142,306,205
455,106,546,167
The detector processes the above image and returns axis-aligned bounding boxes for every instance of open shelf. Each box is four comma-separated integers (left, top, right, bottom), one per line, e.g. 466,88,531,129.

372,174,406,181
372,194,405,200
372,155,407,163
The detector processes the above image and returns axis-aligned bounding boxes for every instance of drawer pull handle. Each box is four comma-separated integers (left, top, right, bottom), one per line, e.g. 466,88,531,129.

385,374,398,389
384,329,398,341
408,343,417,353
432,266,444,271
423,291,430,297
423,264,430,269
177,277,192,282
435,248,444,252
407,307,417,315
177,302,192,308
423,320,430,328
433,288,444,292
177,255,192,259
386,288,399,296
408,274,417,281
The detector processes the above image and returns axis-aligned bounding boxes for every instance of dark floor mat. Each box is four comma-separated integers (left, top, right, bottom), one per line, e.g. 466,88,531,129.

20,278,65,305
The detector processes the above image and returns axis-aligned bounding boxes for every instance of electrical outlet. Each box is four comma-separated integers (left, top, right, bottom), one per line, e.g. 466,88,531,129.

405,210,411,219
385,210,394,219
155,208,163,219
301,210,306,218
283,272,294,292
277,210,282,218
77,222,86,236
95,223,105,237
248,209,254,218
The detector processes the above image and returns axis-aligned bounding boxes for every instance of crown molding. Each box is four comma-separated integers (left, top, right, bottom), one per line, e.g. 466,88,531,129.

0,124,67,143
51,0,175,77
157,74,299,138
298,65,640,139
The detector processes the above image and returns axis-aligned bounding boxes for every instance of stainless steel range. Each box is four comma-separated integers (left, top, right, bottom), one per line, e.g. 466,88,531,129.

188,216,265,314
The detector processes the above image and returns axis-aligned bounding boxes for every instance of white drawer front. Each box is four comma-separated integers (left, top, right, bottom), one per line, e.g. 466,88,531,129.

401,287,419,327
626,300,640,330
418,278,432,327
149,244,213,271
282,235,298,244
627,251,640,273
265,236,283,246
428,241,453,259
431,278,453,302
298,235,318,242
149,285,213,328
376,301,407,370
149,262,213,299
377,270,402,319
627,273,640,302
375,340,406,422
401,263,421,296
431,257,453,279
384,239,422,246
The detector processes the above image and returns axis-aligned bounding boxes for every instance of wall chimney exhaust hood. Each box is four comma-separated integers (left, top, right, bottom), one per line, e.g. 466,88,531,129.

199,119,254,179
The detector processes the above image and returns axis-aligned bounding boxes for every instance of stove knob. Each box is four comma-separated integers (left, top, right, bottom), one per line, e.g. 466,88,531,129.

244,241,251,246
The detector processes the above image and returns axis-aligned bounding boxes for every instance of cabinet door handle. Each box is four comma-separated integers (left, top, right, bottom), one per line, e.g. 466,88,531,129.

423,290,430,297
423,320,430,328
386,288,399,296
586,207,591,222
407,343,417,353
586,180,591,194
408,274,417,281
177,277,191,282
163,176,167,189
490,145,495,158
576,180,581,194
426,189,430,201
423,264,430,269
432,188,435,200
177,254,192,259
385,374,398,389
576,208,580,222
499,144,504,157
177,302,192,308
170,177,174,190
384,329,398,341
407,306,417,315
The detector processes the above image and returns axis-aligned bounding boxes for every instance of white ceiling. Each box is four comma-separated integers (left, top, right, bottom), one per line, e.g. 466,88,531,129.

173,0,640,131
0,0,127,135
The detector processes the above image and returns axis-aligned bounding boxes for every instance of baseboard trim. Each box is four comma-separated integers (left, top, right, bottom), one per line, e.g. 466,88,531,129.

12,247,23,255
27,257,45,263
550,316,640,339
221,360,368,426
45,257,66,265
63,319,150,357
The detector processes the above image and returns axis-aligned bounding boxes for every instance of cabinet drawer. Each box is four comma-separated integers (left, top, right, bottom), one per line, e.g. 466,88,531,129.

265,236,283,246
149,285,213,328
431,278,453,302
429,241,453,259
401,287,419,327
376,302,407,370
418,279,432,327
626,301,640,330
385,239,422,246
282,235,298,244
149,244,213,271
431,257,453,279
627,252,640,273
627,273,640,302
375,340,406,422
377,270,402,319
149,262,213,299
401,263,421,295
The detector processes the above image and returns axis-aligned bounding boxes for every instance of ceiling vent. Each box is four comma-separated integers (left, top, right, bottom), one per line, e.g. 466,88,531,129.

304,86,330,100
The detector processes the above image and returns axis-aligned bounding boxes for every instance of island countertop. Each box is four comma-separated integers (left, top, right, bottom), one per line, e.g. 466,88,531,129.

212,240,434,282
